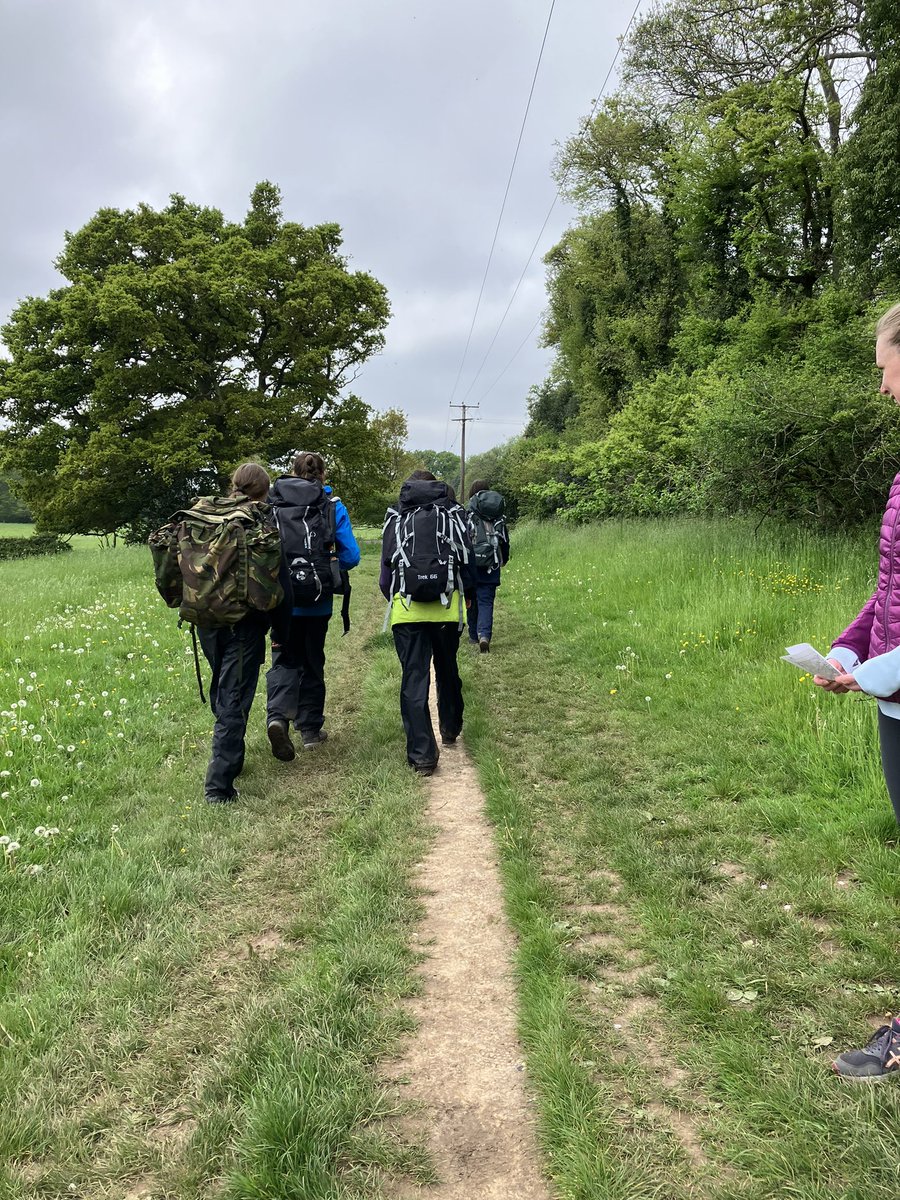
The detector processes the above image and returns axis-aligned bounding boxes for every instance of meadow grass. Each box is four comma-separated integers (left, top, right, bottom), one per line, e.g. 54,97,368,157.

4,517,900,1198
461,517,900,1200
0,524,34,538
0,547,433,1198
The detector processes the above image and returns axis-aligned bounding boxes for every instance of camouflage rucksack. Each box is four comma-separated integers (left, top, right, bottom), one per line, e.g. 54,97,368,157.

149,497,283,628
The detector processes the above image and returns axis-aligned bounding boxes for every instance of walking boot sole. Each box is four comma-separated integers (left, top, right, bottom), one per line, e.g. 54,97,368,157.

267,722,296,762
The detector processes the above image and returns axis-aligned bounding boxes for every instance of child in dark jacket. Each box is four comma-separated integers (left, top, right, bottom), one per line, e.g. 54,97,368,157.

265,451,360,760
380,471,473,775
464,478,510,653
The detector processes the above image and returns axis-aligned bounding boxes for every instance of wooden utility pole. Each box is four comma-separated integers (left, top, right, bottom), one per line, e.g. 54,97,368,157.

450,402,479,501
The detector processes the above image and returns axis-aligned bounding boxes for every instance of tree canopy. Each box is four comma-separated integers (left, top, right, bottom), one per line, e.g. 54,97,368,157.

497,0,900,528
0,182,391,537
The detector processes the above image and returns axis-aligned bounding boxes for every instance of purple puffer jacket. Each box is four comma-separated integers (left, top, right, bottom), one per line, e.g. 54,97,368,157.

832,471,900,701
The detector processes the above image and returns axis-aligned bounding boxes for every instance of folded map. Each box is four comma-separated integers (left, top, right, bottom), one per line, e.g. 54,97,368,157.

780,643,839,680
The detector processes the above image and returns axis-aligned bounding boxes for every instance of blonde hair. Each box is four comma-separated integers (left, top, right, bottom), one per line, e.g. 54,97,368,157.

876,303,900,351
230,462,270,501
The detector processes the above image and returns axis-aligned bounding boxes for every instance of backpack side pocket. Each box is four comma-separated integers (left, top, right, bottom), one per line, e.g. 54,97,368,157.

148,522,183,608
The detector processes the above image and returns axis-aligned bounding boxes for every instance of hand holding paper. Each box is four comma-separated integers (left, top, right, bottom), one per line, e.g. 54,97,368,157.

780,643,839,680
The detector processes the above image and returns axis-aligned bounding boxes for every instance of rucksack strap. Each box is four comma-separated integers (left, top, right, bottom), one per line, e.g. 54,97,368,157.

339,575,351,635
189,623,206,705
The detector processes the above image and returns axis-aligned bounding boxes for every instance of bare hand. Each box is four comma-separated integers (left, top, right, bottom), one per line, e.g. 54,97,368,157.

833,672,862,692
814,658,858,693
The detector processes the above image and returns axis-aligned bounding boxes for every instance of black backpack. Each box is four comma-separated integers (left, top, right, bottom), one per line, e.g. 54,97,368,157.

270,477,352,631
382,479,470,609
467,489,507,570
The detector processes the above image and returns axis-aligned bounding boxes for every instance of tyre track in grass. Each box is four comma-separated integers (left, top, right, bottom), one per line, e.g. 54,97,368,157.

388,674,551,1200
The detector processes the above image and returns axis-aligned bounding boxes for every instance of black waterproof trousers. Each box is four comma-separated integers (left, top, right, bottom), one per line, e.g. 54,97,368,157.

391,622,464,769
266,615,330,736
198,616,268,801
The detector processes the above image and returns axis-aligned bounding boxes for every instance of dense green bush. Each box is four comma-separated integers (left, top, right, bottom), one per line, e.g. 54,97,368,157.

504,291,898,528
0,534,72,561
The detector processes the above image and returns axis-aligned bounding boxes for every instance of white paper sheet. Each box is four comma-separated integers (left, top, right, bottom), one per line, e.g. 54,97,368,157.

780,643,839,680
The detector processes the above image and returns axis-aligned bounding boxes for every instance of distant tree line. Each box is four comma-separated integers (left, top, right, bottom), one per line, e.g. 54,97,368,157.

0,475,31,523
487,0,900,528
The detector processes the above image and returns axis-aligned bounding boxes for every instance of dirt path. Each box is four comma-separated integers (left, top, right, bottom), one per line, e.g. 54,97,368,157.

391,677,552,1200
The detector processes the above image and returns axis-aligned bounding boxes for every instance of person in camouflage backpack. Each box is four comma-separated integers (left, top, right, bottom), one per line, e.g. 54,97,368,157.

190,464,290,803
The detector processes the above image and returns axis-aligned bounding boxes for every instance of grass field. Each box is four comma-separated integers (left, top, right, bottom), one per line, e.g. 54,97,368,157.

461,519,900,1200
0,518,898,1198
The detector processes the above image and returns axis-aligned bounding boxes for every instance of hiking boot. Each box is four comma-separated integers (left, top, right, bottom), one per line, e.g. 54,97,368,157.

205,789,238,805
410,761,437,777
267,719,296,762
479,638,490,653
441,729,459,745
301,729,328,750
833,1017,900,1080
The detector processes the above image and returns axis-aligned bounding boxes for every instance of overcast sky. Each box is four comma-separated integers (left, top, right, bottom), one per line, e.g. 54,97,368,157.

1,0,633,456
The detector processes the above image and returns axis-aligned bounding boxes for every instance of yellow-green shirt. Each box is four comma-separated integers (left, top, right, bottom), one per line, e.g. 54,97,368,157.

389,591,464,626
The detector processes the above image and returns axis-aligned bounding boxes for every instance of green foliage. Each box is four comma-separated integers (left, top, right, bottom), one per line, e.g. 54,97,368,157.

0,183,390,538
505,0,900,529
695,361,897,527
0,475,30,523
840,0,900,286
407,449,461,490
464,518,900,1199
0,533,71,560
540,208,681,422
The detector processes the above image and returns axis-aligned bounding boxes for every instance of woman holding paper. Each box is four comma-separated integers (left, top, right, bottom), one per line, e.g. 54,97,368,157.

812,303,900,1083
816,303,900,825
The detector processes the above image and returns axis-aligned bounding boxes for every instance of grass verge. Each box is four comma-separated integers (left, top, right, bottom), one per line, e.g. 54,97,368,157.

0,548,433,1198
461,518,900,1200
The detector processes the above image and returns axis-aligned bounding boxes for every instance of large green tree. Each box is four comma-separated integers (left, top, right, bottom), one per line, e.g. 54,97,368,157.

840,0,900,285
0,182,390,536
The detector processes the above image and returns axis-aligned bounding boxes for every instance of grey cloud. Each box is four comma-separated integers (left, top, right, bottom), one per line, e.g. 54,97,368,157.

2,0,629,454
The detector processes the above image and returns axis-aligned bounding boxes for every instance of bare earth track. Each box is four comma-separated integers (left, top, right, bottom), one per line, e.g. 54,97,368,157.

390,678,552,1200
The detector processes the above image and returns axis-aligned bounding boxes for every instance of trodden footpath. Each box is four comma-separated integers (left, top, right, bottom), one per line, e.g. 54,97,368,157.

388,677,551,1200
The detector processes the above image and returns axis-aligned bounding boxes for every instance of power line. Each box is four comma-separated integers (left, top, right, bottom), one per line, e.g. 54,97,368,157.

475,314,543,405
460,0,644,407
445,0,558,417
458,203,557,405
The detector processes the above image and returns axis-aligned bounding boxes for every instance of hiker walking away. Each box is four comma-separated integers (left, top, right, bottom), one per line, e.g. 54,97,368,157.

814,301,900,1079
464,478,510,653
266,451,360,761
380,470,474,775
149,462,290,805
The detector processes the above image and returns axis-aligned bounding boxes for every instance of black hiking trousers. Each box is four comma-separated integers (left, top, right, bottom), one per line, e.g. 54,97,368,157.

391,622,464,769
198,616,268,801
266,615,330,735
